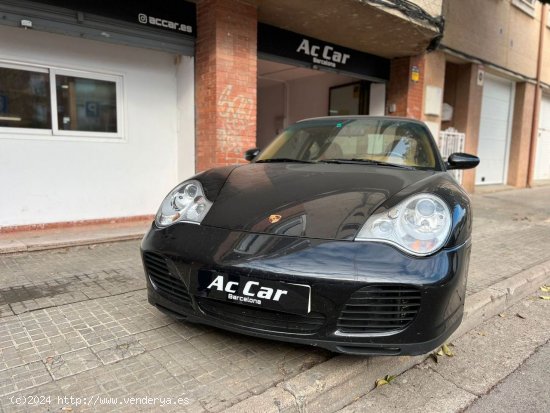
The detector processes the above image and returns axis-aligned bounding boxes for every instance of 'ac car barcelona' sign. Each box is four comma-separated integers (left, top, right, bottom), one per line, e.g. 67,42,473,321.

258,23,390,81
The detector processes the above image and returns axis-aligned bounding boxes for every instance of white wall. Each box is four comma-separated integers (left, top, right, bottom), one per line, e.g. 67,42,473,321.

287,72,356,124
0,26,194,226
369,83,386,116
257,82,285,149
176,55,196,181
257,72,356,148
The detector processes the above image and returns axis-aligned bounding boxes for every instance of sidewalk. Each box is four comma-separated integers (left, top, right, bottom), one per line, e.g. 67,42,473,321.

0,218,151,254
0,186,549,412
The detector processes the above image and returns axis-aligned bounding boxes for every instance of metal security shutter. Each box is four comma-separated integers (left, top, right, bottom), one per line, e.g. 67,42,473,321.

0,0,194,55
476,75,514,185
534,94,550,180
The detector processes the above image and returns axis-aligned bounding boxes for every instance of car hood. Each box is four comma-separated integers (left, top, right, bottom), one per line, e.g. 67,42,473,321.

199,163,436,240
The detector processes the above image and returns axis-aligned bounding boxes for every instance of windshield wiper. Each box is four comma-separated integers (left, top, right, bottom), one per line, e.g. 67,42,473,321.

255,158,315,164
318,158,415,170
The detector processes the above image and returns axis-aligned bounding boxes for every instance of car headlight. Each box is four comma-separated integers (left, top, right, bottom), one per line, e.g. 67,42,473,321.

155,180,213,227
355,194,452,256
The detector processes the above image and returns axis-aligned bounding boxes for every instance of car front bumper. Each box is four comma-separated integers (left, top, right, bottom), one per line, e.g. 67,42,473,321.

141,222,471,356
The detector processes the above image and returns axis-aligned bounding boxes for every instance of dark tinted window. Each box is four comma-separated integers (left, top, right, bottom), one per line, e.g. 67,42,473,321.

0,67,51,129
56,75,117,133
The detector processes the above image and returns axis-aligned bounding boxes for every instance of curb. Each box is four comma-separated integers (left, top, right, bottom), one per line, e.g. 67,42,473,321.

225,260,550,413
0,232,145,255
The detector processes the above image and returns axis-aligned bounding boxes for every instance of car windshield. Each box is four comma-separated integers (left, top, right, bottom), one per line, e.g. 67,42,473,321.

256,118,441,170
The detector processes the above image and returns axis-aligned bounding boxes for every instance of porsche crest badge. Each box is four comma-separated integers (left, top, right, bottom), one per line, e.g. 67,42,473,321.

268,214,282,224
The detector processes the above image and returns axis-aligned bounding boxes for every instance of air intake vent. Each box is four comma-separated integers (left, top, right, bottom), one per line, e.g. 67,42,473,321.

337,285,421,334
143,252,191,306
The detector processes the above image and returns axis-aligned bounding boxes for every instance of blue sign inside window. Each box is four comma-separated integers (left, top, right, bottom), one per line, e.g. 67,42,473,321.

0,95,7,114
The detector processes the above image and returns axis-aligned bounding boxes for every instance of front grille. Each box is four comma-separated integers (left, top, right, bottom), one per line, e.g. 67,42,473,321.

337,285,421,334
143,252,192,306
197,298,326,334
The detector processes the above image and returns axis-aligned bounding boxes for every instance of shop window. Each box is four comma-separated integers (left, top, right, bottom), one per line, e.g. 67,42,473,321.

0,65,51,129
55,75,118,133
0,62,123,138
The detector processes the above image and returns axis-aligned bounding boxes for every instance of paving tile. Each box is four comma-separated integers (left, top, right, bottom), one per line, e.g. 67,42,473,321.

92,336,145,364
0,361,52,397
44,348,102,380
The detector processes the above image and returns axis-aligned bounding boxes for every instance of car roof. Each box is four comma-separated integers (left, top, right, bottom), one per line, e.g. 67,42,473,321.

296,115,427,126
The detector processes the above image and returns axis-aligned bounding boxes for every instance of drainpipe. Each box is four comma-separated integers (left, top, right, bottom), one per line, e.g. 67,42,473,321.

527,3,547,187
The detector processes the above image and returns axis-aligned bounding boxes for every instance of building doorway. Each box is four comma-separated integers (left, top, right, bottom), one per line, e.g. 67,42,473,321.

476,74,515,185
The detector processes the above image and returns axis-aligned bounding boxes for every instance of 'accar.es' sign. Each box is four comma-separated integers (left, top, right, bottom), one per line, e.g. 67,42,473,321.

258,24,390,81
37,0,196,36
137,12,193,34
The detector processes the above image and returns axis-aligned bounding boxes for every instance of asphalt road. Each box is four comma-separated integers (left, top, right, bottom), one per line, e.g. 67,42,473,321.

466,341,550,413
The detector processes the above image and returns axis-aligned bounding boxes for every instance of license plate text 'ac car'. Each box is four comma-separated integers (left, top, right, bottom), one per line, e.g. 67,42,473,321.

191,271,311,315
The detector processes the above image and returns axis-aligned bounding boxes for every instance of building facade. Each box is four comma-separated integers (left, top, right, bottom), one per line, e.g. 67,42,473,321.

0,0,547,229
438,0,550,191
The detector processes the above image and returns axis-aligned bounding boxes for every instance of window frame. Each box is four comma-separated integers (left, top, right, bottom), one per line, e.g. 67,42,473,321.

51,68,124,138
0,60,125,140
511,0,537,17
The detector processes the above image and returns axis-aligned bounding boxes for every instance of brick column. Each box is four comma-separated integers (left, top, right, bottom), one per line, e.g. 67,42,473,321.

195,0,257,172
421,51,446,138
453,64,483,193
386,54,425,119
507,82,535,187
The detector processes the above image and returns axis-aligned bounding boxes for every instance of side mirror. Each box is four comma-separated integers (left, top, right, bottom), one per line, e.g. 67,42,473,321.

446,152,480,170
244,148,260,161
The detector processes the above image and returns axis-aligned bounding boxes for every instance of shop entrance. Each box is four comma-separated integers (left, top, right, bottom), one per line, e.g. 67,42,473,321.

257,59,386,149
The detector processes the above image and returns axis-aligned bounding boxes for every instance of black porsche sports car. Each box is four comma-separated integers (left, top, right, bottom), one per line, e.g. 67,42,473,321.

141,116,479,355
